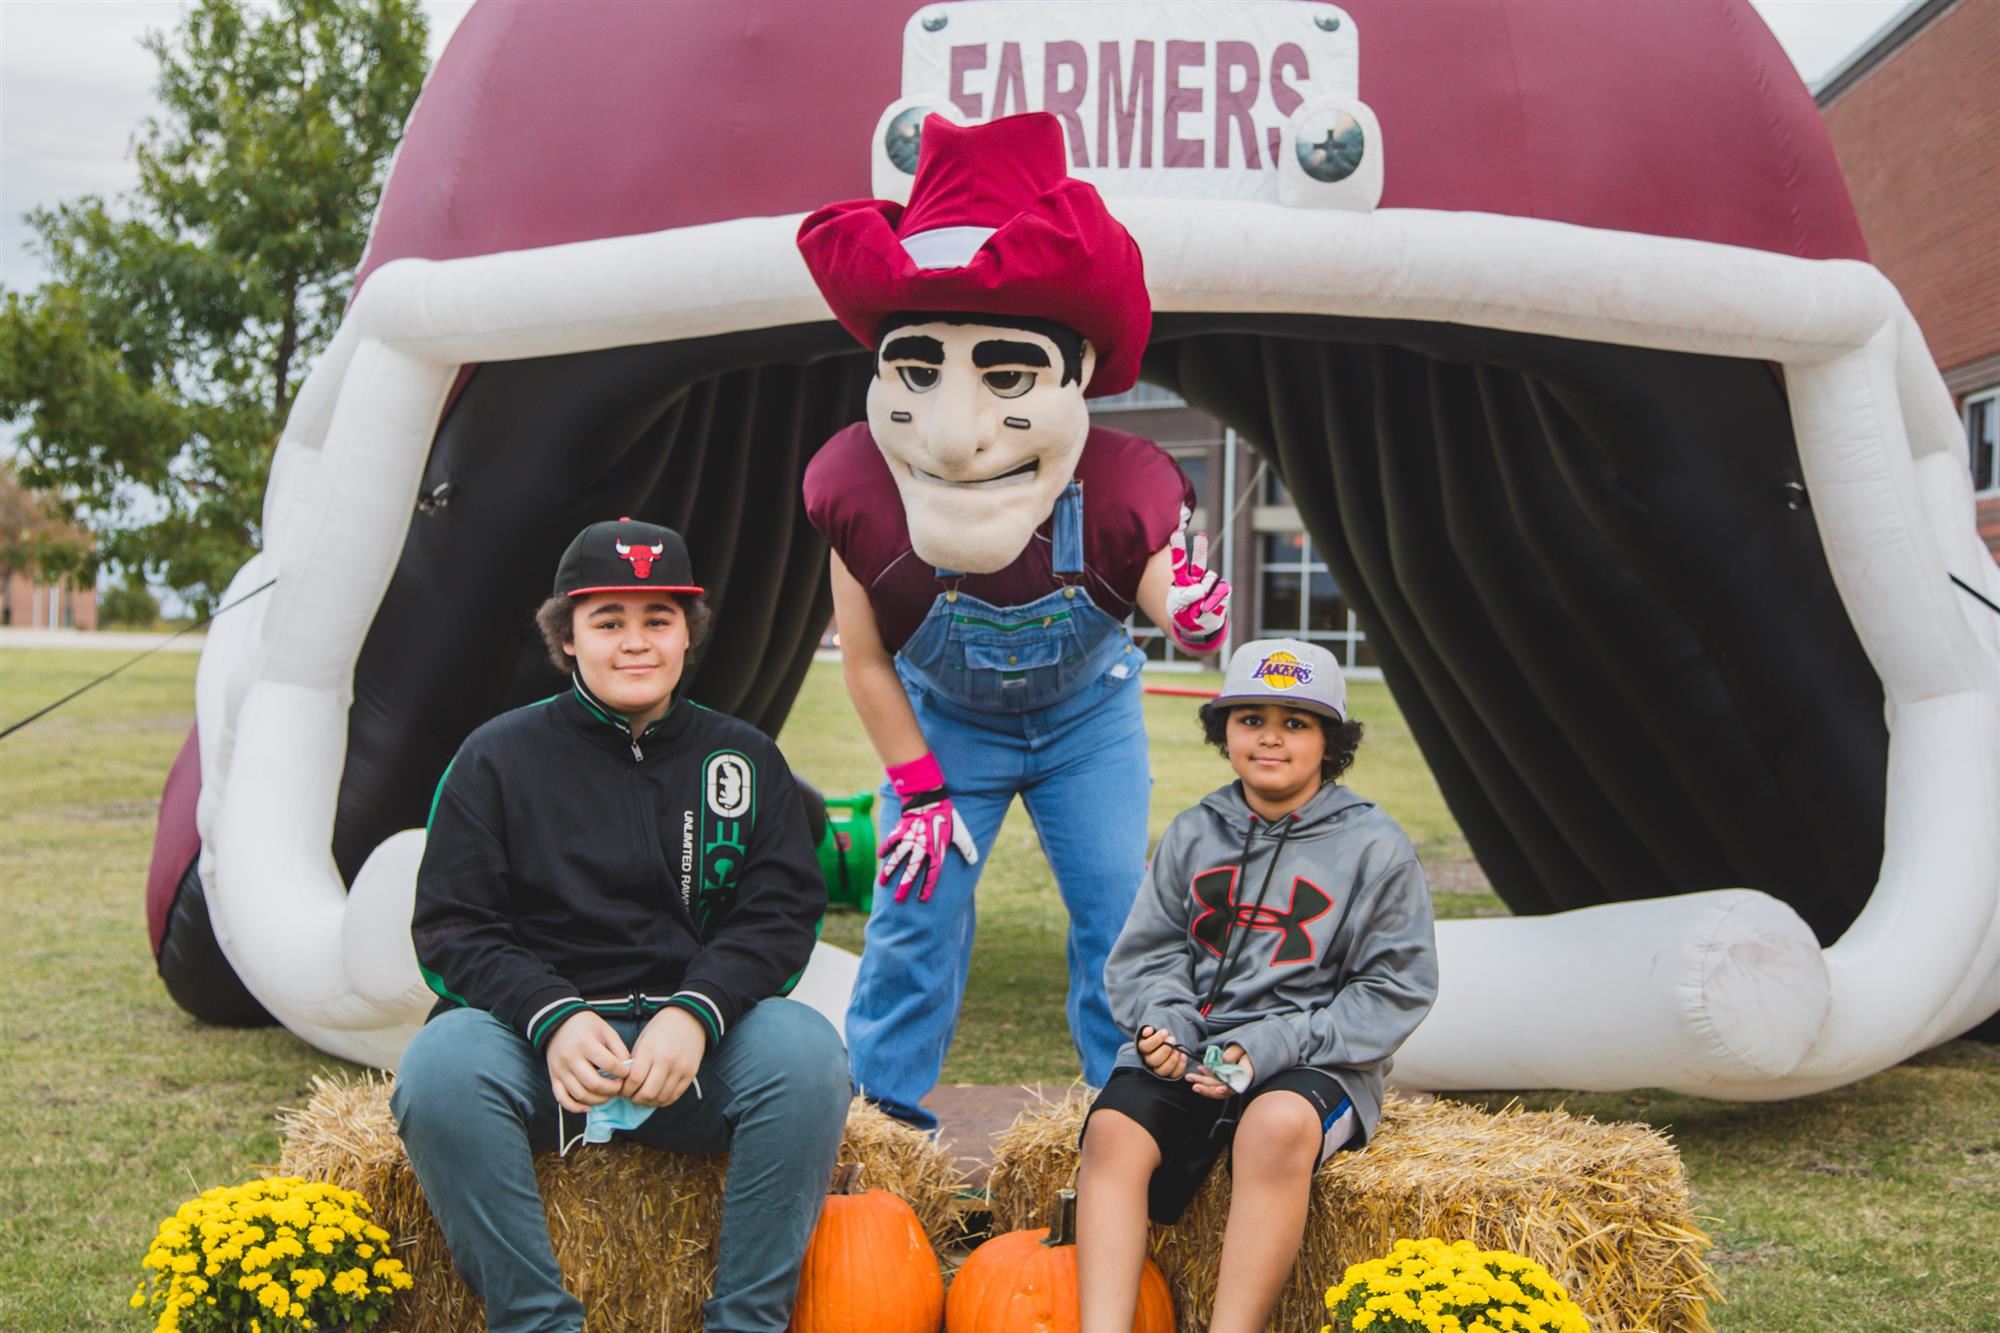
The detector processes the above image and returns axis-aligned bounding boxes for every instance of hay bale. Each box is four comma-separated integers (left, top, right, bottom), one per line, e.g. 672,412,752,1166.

279,1074,965,1332
986,1089,1717,1333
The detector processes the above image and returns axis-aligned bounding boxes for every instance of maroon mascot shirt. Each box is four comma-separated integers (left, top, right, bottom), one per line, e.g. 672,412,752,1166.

805,422,1192,654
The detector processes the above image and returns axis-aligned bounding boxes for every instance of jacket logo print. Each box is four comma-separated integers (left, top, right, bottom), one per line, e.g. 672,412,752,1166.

1189,867,1334,966
705,753,752,818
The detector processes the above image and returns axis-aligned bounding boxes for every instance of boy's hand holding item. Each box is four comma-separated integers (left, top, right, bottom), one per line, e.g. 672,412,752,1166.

623,1006,710,1106
546,1010,633,1114
1185,1043,1253,1099
1137,1024,1188,1080
880,752,980,903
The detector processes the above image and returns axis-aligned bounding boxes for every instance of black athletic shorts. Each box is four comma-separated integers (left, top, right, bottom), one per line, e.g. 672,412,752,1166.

1083,1066,1361,1224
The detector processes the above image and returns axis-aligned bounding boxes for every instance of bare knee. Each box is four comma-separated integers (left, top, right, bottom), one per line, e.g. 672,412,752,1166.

1079,1108,1162,1179
1231,1093,1322,1179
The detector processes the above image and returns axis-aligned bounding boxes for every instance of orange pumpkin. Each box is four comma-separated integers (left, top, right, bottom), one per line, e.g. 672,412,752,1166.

945,1189,1173,1333
790,1164,946,1333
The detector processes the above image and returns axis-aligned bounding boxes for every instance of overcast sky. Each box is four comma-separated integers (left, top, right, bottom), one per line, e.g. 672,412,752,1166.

0,0,474,291
0,0,1913,292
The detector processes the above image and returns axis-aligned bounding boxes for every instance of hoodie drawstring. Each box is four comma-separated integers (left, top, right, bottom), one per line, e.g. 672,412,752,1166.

1200,812,1298,1018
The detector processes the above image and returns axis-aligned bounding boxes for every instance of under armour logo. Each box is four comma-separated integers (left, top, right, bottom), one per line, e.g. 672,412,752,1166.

1189,867,1332,966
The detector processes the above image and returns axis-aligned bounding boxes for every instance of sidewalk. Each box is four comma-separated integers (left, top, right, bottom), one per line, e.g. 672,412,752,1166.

0,627,206,654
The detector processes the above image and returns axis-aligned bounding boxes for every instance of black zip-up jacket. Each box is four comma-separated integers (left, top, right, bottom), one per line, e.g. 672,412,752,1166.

412,677,822,1054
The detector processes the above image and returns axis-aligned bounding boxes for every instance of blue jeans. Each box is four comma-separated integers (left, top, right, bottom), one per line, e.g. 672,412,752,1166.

846,648,1151,1129
392,999,851,1333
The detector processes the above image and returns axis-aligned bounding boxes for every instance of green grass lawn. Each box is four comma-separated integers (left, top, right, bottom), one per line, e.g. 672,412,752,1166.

2,648,1996,1329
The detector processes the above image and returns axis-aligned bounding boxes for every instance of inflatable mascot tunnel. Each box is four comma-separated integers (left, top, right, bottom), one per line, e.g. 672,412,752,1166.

147,0,2000,1099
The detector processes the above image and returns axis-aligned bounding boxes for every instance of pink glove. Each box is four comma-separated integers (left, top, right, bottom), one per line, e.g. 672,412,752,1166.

880,753,980,903
1165,507,1230,653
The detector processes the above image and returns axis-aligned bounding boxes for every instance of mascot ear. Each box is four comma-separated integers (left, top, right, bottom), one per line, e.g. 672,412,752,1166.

1078,339,1098,394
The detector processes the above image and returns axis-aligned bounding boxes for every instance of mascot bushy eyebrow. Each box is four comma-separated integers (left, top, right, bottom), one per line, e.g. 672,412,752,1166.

797,113,1230,1128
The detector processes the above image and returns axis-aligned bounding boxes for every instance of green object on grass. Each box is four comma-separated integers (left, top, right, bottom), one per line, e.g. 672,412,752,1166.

816,789,879,913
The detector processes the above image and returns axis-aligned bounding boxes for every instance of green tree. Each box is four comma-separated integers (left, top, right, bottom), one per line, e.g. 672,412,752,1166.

99,575,162,629
0,0,428,612
0,461,83,580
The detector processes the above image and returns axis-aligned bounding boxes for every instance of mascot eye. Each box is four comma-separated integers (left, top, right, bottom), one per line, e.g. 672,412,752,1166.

982,370,1036,398
896,366,941,392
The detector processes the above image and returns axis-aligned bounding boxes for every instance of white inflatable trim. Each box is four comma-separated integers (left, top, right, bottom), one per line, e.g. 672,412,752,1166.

198,202,2000,1082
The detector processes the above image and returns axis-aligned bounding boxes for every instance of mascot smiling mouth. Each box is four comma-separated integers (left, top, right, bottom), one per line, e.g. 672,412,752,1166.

144,0,2000,1096
910,460,1038,486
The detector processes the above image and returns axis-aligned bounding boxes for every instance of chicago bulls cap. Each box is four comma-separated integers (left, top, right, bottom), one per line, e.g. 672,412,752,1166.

553,516,704,598
1213,638,1347,721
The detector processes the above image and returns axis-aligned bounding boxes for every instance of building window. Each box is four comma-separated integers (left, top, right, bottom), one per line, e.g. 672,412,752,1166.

1255,530,1373,668
1091,381,1187,413
1262,468,1291,506
1175,449,1212,520
1129,608,1181,666
1967,390,2000,497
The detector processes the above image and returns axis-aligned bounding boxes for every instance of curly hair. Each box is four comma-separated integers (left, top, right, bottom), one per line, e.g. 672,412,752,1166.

1198,700,1364,783
534,593,713,676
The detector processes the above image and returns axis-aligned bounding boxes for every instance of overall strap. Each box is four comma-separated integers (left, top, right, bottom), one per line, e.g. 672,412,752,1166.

931,480,1085,587
1051,481,1085,577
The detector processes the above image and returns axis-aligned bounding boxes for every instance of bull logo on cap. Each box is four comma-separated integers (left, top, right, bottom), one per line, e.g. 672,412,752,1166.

1255,652,1314,690
614,538,666,579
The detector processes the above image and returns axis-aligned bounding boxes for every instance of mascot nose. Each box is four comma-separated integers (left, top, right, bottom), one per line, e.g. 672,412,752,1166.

916,378,993,470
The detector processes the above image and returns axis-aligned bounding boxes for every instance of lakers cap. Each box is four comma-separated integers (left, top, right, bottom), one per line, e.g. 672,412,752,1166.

1212,638,1347,721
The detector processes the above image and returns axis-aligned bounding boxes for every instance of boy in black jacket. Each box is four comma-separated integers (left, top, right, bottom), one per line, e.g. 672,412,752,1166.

392,518,850,1333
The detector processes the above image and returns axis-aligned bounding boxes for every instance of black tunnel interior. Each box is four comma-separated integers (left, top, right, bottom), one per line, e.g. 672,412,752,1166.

331,315,1889,948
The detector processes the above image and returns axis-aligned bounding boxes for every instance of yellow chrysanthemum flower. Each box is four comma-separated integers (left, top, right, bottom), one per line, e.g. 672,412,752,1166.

136,1176,411,1331
1325,1238,1590,1333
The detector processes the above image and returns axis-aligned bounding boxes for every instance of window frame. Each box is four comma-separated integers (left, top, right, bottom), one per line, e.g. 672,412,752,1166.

1253,528,1368,668
1965,388,2000,499
1089,382,1187,413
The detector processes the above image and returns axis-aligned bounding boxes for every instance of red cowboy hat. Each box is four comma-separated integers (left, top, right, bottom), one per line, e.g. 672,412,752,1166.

796,112,1150,397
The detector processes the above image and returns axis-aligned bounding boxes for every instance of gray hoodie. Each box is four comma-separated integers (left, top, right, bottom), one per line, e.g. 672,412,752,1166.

1104,780,1438,1145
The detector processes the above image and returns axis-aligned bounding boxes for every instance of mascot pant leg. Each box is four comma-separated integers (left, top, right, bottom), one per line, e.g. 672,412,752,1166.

847,688,1023,1130
1018,662,1150,1086
846,662,1150,1126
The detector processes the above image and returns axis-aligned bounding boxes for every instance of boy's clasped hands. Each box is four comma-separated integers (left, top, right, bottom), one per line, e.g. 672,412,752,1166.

1137,1024,1252,1100
545,1008,709,1114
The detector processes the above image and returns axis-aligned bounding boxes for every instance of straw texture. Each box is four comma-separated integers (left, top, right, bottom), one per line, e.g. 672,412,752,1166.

278,1074,966,1331
987,1088,1717,1333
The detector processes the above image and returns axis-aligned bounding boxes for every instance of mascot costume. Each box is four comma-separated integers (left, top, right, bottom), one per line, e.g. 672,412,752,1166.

796,113,1229,1126
143,1,2000,1105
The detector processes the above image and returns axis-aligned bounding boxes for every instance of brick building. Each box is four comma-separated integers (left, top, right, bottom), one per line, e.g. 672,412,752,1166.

0,569,97,630
1818,0,2000,553
0,465,99,630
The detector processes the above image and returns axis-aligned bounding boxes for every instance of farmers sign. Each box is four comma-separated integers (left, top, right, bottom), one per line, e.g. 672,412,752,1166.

898,2,1365,203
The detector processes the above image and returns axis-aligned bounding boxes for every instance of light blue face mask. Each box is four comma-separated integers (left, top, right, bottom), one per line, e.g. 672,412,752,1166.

1202,1045,1252,1094
556,1077,700,1156
586,1095,656,1140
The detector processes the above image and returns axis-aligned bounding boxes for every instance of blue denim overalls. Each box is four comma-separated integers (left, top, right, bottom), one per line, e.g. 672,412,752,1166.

847,482,1151,1129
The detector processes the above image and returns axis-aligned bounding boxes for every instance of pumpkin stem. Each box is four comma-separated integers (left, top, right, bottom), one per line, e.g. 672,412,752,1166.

832,1162,863,1195
1043,1188,1079,1247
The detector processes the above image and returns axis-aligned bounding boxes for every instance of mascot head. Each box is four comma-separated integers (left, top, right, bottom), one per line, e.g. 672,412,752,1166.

797,113,1148,572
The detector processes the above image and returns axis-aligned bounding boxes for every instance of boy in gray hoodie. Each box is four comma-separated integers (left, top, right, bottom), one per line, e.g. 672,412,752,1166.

1075,638,1438,1333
